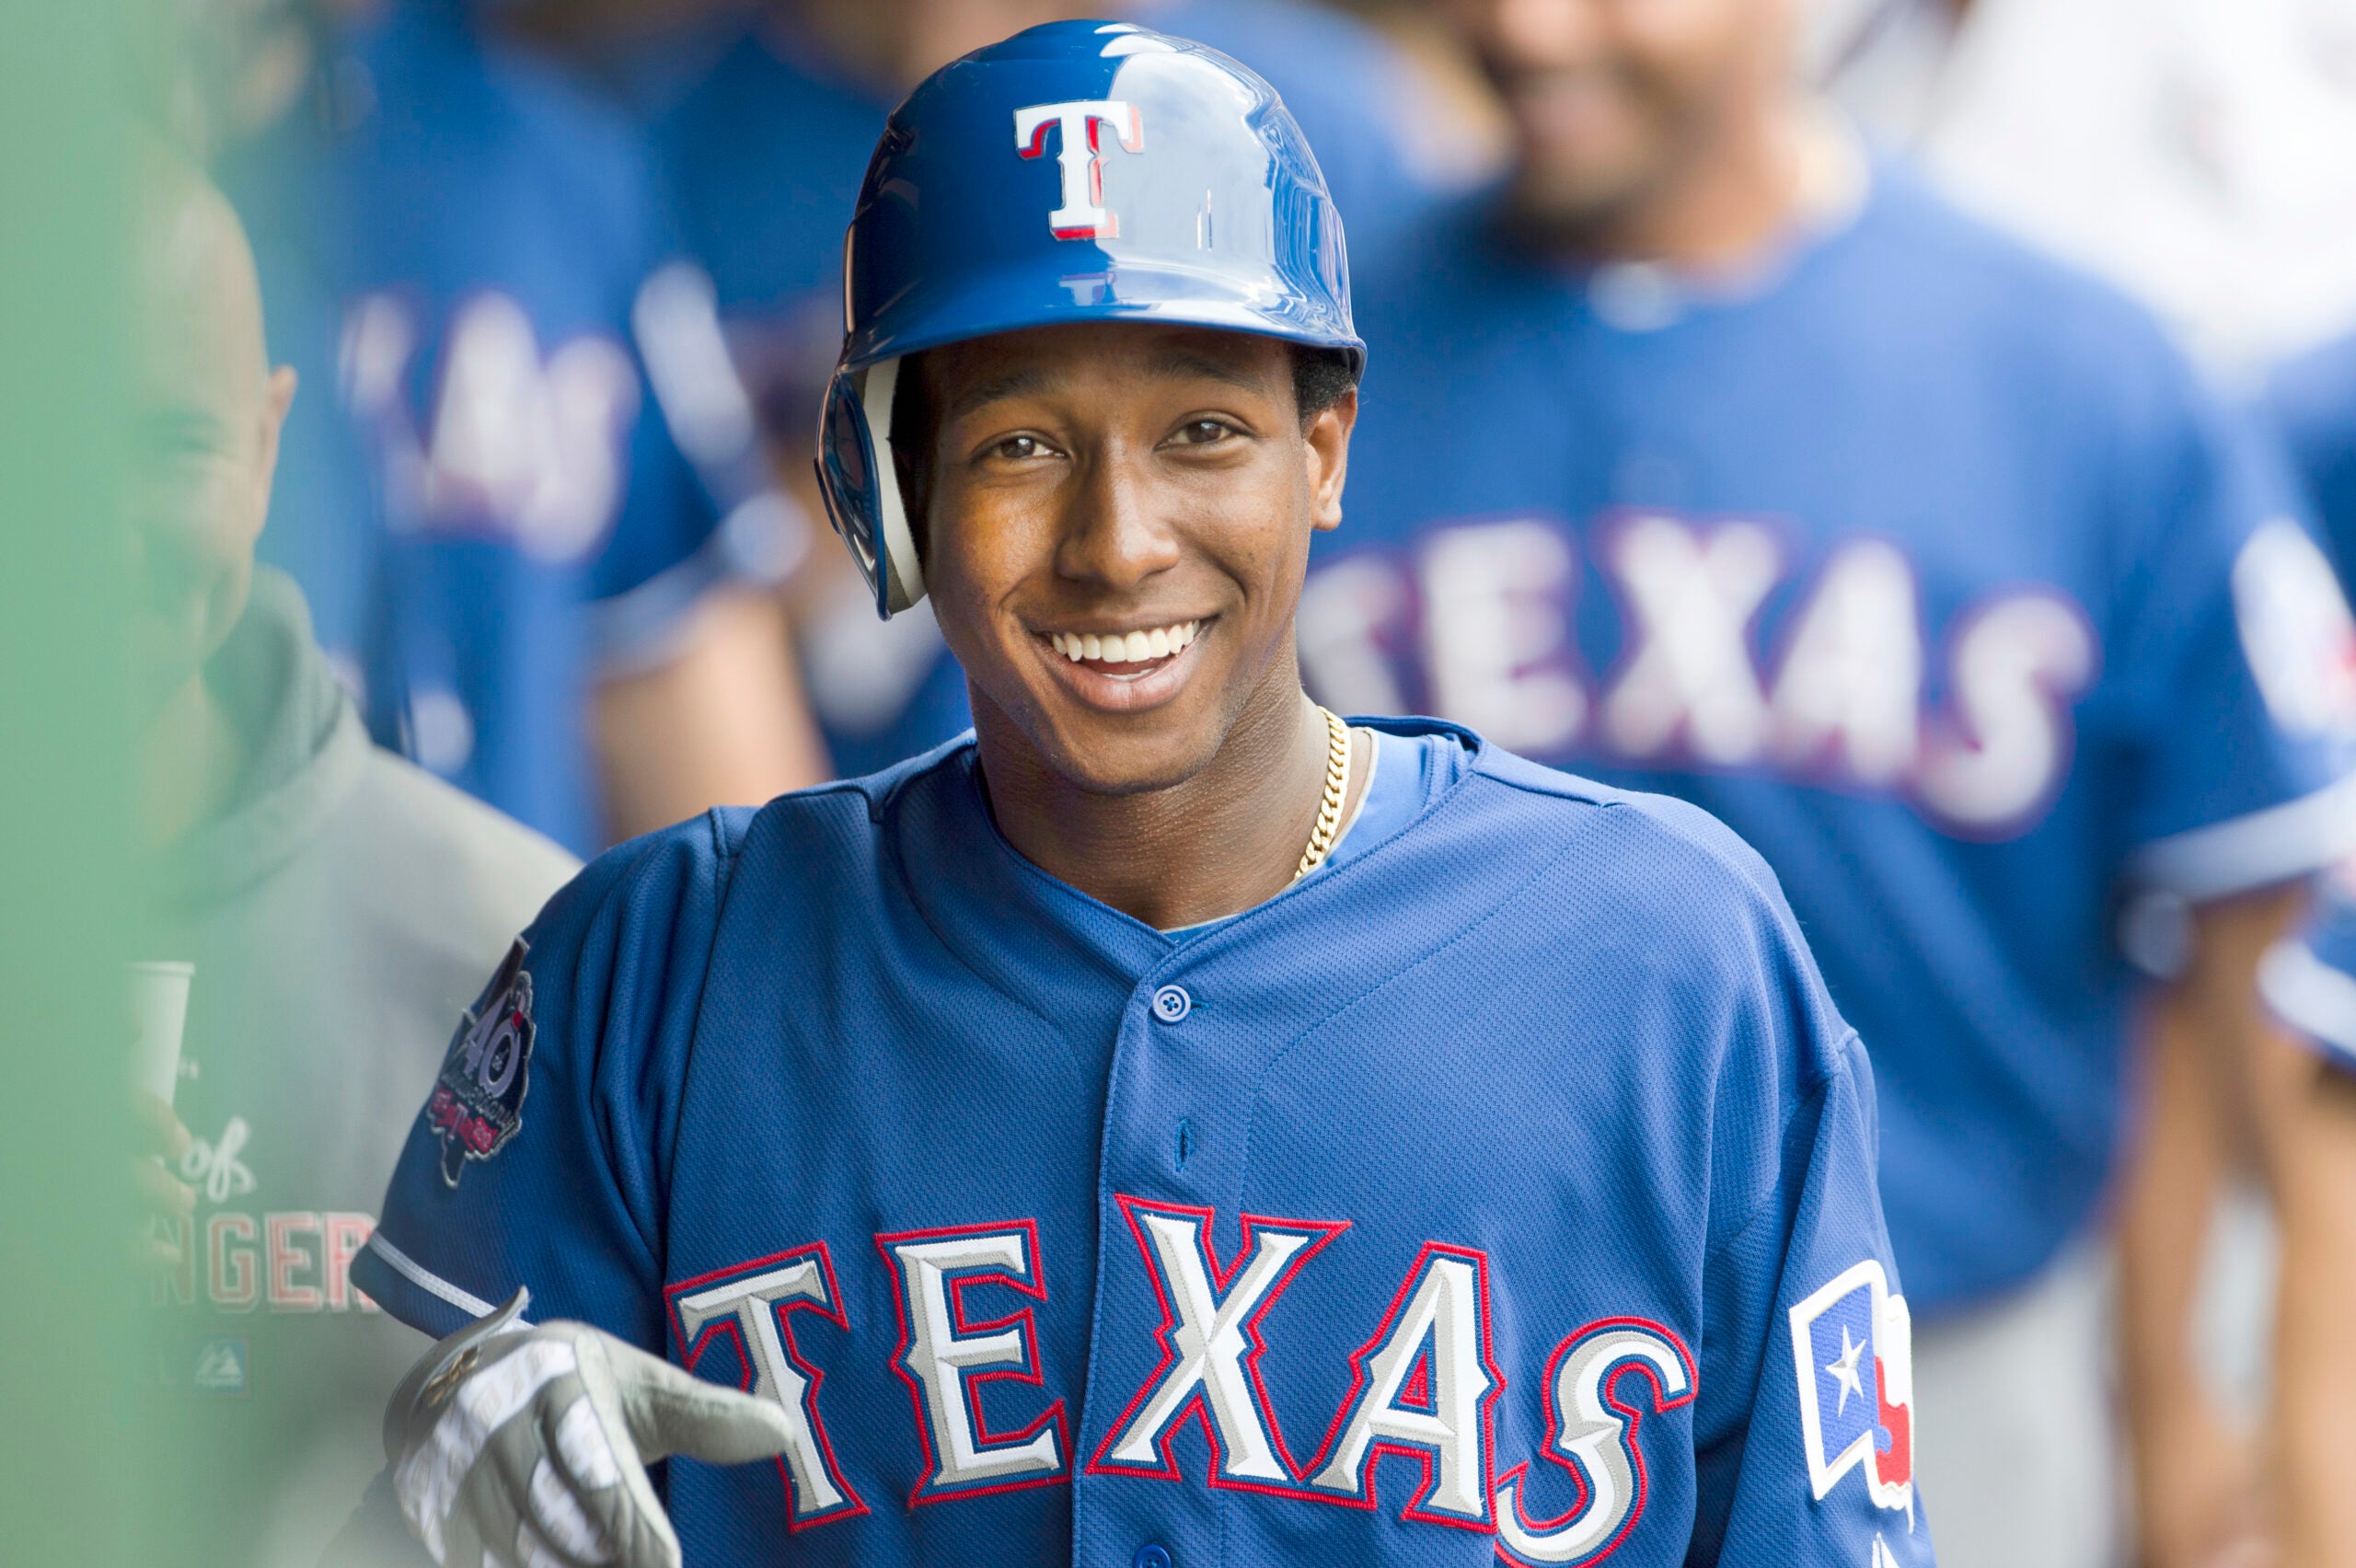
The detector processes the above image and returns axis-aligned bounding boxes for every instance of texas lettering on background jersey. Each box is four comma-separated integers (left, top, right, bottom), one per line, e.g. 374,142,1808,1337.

1333,168,2356,1316
1303,514,2102,838
354,726,1934,1566
1304,513,2355,843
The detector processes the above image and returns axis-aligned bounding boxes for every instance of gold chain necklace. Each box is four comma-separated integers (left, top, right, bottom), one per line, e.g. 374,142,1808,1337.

1293,706,1353,882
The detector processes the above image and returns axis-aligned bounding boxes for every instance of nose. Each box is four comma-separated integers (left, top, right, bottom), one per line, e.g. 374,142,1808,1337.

1053,437,1183,593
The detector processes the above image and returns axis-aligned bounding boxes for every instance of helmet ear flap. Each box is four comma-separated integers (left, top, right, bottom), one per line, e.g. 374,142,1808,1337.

863,358,927,615
814,357,927,617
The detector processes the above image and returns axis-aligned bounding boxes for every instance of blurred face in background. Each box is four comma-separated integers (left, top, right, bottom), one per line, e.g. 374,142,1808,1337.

1450,0,1797,244
127,164,295,719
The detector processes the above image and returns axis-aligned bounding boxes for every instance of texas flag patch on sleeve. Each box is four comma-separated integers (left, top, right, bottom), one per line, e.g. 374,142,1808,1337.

1789,1260,1915,1516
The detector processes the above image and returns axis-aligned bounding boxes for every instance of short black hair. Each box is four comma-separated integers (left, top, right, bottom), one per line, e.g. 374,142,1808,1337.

888,340,1358,539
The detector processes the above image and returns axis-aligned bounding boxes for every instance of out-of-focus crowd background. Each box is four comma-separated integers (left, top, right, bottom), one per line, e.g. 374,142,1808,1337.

9,0,2356,1565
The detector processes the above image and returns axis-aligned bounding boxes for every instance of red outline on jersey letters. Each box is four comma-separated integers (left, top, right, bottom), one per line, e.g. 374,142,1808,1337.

874,1219,1069,1508
1085,1194,1348,1498
1298,1240,1507,1533
1492,1315,1697,1567
664,1241,868,1531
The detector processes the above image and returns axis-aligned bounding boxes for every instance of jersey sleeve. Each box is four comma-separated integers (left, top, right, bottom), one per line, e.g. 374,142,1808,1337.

1691,1032,1935,1565
2259,869,2356,1076
2108,354,2356,903
577,122,800,672
1602,791,1935,1563
349,812,739,1348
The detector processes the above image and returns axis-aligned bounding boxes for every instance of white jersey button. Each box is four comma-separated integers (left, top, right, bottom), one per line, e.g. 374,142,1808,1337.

1150,985,1192,1024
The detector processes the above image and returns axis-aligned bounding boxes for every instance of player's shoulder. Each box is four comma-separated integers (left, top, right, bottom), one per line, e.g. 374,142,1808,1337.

1854,158,2189,375
1450,737,1852,1060
348,745,581,915
2267,329,2356,438
1464,740,1785,905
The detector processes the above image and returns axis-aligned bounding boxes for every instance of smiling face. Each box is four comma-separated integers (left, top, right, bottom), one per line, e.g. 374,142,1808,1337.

127,154,295,720
1451,0,1795,242
905,321,1355,796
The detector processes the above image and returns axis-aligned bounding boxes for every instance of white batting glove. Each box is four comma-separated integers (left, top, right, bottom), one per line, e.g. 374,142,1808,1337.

386,1288,798,1568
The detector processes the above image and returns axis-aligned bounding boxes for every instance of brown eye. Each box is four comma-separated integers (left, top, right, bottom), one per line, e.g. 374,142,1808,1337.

993,434,1050,461
1171,419,1232,446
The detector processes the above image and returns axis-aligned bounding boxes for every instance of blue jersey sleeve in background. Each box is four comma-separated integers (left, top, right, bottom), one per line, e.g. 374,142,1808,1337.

2104,340,2356,903
2264,330,2356,578
352,812,745,1348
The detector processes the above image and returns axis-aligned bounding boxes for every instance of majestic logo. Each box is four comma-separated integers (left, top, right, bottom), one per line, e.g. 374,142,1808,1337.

179,1114,256,1205
427,939,535,1186
1014,99,1143,240
1789,1260,1914,1515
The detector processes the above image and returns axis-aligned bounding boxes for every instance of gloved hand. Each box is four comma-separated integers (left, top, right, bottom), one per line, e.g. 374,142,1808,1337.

386,1288,798,1568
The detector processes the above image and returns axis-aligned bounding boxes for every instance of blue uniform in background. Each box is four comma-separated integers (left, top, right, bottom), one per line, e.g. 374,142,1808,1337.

646,2,1449,774
2258,330,2356,1076
2266,330,2356,573
1321,167,2356,1314
227,0,787,854
357,722,1934,1564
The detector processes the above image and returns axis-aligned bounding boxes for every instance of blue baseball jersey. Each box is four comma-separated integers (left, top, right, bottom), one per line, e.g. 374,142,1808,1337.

2265,329,2356,576
227,0,780,854
649,2,1447,774
1316,167,2356,1314
355,721,1937,1565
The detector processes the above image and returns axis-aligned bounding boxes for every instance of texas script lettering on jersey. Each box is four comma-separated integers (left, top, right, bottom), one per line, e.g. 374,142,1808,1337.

662,1197,1733,1563
1301,512,2102,838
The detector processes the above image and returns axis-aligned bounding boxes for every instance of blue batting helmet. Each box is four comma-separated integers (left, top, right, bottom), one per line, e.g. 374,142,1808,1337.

815,19,1365,617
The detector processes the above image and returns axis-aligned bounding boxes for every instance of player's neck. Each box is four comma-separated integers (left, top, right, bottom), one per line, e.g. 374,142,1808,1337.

141,672,245,847
1521,97,1825,273
974,669,1369,932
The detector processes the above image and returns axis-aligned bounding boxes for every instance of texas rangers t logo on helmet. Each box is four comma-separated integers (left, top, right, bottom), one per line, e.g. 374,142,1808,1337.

1014,99,1144,240
1789,1259,1915,1516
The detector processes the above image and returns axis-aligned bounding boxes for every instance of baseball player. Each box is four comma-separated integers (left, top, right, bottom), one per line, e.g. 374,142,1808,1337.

1305,4,2356,1567
339,23,1935,1568
645,0,1455,777
2254,878,2356,1568
124,143,580,1568
208,0,823,852
2256,328,2356,1568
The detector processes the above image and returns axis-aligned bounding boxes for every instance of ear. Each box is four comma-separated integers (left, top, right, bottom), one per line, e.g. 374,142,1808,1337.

1304,385,1357,535
251,364,298,533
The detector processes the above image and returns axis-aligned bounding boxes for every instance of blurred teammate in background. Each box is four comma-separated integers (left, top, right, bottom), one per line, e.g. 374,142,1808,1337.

2269,331,2356,576
188,0,826,852
1311,2,2356,1565
636,0,1466,774
2253,875,2356,1568
128,140,577,1568
2256,327,2356,1568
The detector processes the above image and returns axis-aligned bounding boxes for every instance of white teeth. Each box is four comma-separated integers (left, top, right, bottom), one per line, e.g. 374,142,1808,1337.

1048,621,1204,664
